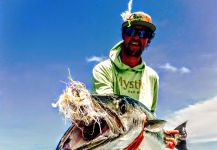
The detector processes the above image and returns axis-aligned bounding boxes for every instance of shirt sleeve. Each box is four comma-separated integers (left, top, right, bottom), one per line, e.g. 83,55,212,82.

92,61,114,95
150,75,159,113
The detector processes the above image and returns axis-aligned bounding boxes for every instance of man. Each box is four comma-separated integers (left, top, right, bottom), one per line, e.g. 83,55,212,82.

92,12,158,113
92,11,178,149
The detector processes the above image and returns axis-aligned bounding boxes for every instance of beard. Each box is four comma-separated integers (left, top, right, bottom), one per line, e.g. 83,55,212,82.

123,40,144,57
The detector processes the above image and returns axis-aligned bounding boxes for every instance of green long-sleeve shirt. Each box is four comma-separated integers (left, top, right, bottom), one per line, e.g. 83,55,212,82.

92,41,159,113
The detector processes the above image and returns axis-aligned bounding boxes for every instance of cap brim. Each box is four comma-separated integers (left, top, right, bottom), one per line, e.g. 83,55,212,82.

122,21,156,32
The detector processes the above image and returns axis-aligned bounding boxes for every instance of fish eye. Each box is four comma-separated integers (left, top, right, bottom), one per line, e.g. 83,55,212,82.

119,100,127,114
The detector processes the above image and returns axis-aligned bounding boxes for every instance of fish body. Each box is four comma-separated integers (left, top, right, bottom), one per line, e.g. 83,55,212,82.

56,95,167,150
54,80,187,150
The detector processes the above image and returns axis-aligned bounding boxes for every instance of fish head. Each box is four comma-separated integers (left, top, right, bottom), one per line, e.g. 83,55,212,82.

92,95,166,133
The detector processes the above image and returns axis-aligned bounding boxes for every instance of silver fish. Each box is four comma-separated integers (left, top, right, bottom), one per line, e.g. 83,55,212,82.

55,95,187,150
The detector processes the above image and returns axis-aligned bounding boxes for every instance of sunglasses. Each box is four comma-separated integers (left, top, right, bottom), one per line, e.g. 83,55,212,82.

123,27,152,39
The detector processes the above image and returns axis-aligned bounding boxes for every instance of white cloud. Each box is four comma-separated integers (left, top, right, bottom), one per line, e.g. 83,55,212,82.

159,63,178,72
164,95,217,144
159,63,191,74
180,67,191,74
86,56,106,63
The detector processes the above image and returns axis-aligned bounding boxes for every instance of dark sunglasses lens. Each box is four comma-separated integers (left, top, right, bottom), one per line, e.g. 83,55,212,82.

124,28,136,36
124,28,151,39
139,30,151,38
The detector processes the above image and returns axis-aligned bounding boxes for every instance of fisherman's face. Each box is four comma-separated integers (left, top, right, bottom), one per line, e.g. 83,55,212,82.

122,25,151,57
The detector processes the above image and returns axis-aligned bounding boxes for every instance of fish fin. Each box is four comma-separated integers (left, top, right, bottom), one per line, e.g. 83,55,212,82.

145,119,166,132
174,121,188,150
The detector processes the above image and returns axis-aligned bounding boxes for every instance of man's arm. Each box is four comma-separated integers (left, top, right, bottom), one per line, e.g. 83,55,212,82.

92,61,114,95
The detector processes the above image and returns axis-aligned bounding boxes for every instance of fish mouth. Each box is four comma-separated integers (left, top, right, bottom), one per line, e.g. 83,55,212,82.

77,118,110,141
76,100,126,142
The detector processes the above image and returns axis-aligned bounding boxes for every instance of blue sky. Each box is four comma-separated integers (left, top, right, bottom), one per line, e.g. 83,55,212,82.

1,0,217,149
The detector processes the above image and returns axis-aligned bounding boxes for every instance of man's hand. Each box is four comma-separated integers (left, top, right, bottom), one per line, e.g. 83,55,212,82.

164,130,179,150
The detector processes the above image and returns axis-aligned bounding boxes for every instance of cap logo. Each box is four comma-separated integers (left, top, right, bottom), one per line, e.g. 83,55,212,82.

132,14,143,21
126,14,142,27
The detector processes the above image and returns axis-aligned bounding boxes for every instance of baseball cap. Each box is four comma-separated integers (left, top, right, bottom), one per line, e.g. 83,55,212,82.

122,11,156,32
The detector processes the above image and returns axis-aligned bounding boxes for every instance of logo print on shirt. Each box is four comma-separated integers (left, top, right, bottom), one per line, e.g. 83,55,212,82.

119,77,144,90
